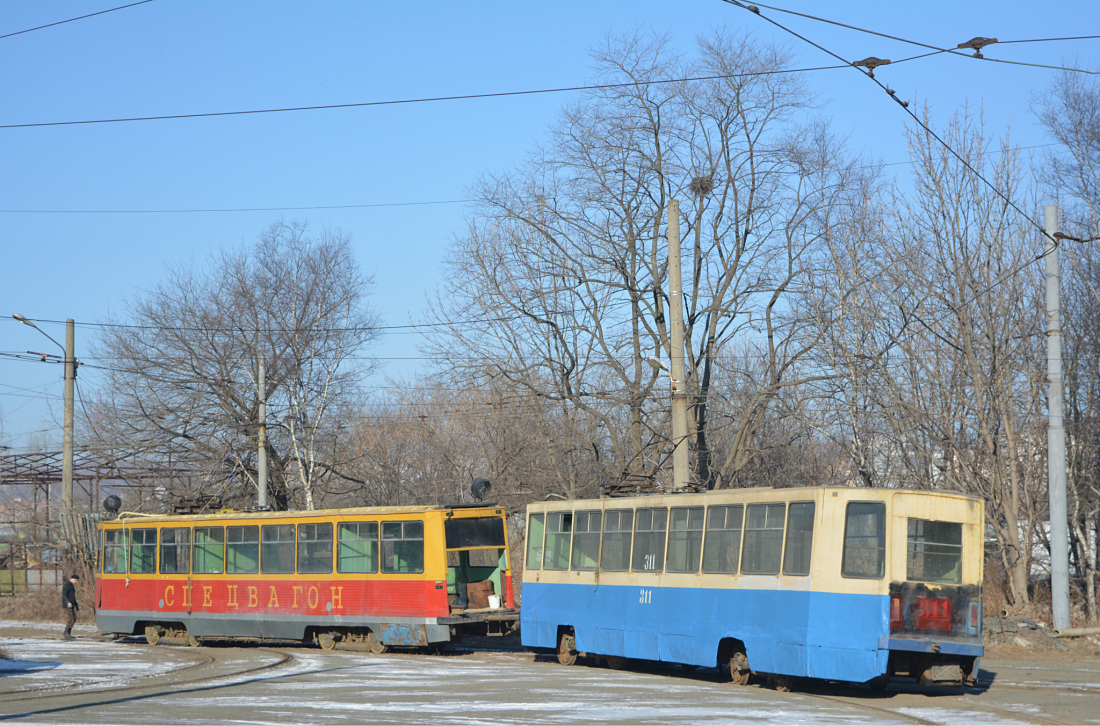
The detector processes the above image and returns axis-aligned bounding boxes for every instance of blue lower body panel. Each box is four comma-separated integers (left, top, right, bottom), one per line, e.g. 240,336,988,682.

521,582,896,682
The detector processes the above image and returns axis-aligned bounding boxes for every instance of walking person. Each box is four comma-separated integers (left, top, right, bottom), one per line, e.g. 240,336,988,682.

61,573,79,640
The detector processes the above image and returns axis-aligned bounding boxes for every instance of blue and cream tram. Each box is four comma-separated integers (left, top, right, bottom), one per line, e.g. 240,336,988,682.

520,487,984,689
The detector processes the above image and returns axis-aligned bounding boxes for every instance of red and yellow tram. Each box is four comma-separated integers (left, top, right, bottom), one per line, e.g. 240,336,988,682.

95,504,517,650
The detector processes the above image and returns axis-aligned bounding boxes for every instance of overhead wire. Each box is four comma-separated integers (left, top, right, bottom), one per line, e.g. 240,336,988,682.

0,199,470,215
0,0,155,41
6,293,664,335
722,0,1068,350
0,142,1059,215
0,64,851,131
733,1,1100,75
998,36,1100,45
5,314,527,334
725,2,1053,237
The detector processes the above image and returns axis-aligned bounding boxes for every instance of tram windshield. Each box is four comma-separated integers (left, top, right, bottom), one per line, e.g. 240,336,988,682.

445,516,506,549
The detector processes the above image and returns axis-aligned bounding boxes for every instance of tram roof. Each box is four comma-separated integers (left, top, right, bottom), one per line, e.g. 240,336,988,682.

103,503,504,525
530,485,984,508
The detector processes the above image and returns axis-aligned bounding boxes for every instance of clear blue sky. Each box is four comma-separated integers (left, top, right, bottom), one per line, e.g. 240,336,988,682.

2,0,1096,451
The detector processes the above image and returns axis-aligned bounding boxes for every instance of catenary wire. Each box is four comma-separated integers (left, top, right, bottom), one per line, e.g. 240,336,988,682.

0,64,851,130
0,199,470,214
724,0,1065,346
0,143,1058,215
724,0,1049,240
732,1,1100,75
0,0,155,41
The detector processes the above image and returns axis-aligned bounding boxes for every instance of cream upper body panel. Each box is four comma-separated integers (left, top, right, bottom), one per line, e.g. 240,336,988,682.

525,487,984,596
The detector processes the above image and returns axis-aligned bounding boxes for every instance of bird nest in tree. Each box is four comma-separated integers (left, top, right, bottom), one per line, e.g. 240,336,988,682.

689,175,715,197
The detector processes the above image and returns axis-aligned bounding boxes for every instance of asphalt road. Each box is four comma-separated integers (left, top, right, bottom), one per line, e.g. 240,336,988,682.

1,622,1098,725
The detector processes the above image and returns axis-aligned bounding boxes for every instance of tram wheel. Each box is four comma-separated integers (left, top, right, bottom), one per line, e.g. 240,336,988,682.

728,651,751,686
867,675,889,692
318,632,338,651
366,631,389,655
773,674,793,692
185,631,201,648
557,633,578,666
144,625,161,646
605,655,626,670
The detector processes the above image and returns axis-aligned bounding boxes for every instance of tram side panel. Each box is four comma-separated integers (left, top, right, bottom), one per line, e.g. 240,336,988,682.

97,575,445,640
521,575,888,682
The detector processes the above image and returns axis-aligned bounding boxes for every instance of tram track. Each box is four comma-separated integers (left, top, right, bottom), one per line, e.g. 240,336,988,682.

0,640,295,718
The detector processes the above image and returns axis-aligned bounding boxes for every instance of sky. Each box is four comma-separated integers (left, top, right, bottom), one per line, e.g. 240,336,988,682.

2,0,1097,452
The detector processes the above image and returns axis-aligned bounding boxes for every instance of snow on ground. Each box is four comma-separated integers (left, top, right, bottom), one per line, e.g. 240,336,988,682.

4,621,1093,725
0,621,196,694
95,651,891,725
895,708,1029,725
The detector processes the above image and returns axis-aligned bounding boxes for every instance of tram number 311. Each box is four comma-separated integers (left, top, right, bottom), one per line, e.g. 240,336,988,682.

639,588,653,604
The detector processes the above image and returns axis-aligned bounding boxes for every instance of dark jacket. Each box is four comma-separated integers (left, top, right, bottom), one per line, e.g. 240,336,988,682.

61,580,78,609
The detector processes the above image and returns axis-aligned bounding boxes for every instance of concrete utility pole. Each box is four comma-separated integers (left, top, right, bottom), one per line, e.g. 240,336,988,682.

667,200,691,490
13,314,76,523
257,359,268,510
1044,205,1071,631
62,318,75,519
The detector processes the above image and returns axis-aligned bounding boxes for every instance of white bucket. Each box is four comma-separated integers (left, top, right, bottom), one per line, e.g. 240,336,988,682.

487,594,501,609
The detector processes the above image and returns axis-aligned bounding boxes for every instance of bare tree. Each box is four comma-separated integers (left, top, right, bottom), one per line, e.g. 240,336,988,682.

88,222,378,511
336,377,608,507
424,30,858,493
868,109,1045,608
1061,250,1100,622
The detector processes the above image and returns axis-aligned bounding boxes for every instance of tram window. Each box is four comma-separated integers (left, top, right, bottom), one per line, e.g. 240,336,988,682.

226,525,259,574
129,528,157,574
600,509,633,572
160,527,190,574
103,529,127,574
382,520,424,574
261,524,296,574
445,517,506,548
467,548,503,568
631,508,668,572
741,503,785,575
570,510,601,571
666,507,705,573
337,521,378,573
842,502,885,579
298,522,333,574
907,518,962,584
702,504,743,574
193,527,225,574
782,502,815,576
525,513,545,570
543,512,572,571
